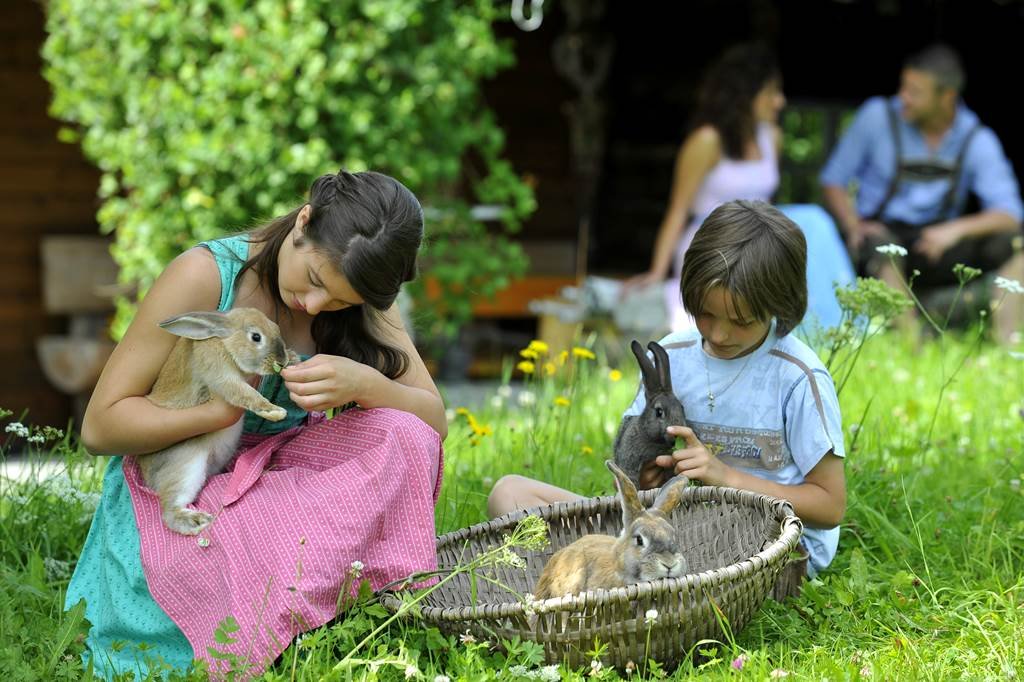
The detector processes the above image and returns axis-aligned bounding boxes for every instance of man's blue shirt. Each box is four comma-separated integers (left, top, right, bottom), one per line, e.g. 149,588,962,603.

820,95,1022,225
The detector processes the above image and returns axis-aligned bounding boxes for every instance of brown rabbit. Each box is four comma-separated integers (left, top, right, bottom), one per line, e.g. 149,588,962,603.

136,308,298,535
533,460,690,600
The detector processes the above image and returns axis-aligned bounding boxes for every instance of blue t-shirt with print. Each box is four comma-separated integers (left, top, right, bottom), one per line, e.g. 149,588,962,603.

623,321,846,576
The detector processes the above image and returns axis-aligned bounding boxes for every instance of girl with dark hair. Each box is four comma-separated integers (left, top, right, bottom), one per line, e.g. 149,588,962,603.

624,42,786,332
68,170,446,678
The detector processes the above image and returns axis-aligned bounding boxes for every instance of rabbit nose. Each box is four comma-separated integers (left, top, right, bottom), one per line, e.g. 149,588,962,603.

661,558,682,575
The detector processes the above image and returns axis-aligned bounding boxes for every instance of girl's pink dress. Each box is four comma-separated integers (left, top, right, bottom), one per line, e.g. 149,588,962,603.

123,407,443,677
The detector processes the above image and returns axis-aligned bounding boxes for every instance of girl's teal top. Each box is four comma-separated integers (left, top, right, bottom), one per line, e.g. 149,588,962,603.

65,236,307,679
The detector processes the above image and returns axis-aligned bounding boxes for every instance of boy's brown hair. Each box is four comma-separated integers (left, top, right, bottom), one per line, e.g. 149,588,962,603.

679,200,807,336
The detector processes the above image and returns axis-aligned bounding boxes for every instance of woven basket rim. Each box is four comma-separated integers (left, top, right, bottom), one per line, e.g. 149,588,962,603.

382,485,803,620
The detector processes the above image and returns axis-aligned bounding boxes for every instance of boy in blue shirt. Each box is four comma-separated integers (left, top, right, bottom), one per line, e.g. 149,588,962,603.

489,200,847,578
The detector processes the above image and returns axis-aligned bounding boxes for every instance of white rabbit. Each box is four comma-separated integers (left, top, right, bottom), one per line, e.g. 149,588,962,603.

135,308,297,535
533,460,690,600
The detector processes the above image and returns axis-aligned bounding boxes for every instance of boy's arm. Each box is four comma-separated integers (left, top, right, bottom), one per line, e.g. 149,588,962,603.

719,451,846,529
658,426,846,529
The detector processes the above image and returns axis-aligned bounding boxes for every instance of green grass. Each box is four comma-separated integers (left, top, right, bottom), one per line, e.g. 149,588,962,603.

1,331,1022,680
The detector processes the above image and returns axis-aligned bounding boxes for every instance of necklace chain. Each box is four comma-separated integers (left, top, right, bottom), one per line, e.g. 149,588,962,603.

702,344,755,412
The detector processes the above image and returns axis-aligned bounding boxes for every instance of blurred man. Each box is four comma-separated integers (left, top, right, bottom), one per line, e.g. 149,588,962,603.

821,44,1023,342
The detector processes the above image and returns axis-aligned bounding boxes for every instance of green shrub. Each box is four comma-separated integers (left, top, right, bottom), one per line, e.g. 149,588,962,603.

42,0,534,341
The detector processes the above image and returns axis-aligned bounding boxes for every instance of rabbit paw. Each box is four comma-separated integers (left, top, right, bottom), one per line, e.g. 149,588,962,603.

256,406,288,422
164,508,213,536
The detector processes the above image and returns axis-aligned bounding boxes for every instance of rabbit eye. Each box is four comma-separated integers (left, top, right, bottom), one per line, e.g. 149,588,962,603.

250,332,262,343
634,534,645,547
655,407,664,418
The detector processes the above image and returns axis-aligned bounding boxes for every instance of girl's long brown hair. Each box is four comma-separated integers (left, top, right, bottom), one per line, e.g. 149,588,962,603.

240,170,423,379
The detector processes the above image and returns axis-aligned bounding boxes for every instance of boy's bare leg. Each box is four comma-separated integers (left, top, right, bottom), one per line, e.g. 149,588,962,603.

487,475,582,519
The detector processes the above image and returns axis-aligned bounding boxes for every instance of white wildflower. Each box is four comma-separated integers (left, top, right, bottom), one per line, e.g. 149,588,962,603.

27,434,45,444
350,560,364,574
538,665,560,682
644,608,658,625
516,390,536,407
770,670,791,679
444,408,456,423
45,473,100,510
43,557,72,581
501,548,526,569
876,243,908,257
434,676,451,682
1009,351,1024,360
624,660,636,675
459,630,476,645
404,664,418,679
1010,479,1021,490
5,422,29,438
490,395,505,409
508,665,528,677
589,659,603,676
498,385,513,398
994,276,1024,294
859,665,872,677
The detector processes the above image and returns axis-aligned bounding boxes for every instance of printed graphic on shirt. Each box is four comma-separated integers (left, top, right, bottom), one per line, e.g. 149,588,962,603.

690,420,788,471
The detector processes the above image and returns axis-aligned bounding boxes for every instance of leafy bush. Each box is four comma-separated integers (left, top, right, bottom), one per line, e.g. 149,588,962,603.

41,0,535,340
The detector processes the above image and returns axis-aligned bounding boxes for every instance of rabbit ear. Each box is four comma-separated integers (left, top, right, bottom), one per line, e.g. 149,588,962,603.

647,341,674,393
158,311,234,340
651,473,690,515
630,339,660,396
606,460,645,526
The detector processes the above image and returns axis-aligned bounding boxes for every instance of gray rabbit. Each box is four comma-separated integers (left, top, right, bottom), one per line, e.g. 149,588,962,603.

612,340,687,486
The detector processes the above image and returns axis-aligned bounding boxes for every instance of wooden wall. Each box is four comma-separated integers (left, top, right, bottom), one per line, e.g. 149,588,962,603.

0,0,104,430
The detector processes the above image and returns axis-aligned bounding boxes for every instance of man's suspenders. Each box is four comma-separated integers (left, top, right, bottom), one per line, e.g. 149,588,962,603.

868,99,981,223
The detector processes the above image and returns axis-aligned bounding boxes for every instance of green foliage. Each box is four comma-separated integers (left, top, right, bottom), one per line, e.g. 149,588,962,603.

41,0,535,340
777,105,855,205
3,328,1024,678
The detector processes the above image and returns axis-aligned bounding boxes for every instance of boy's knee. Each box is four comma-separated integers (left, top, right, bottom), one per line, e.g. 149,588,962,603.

487,474,528,519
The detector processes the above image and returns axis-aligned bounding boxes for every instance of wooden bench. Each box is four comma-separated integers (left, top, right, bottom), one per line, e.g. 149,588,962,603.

36,236,118,425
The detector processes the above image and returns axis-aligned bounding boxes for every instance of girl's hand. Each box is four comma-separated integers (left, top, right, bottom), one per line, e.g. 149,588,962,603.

660,425,734,487
280,354,372,412
637,457,672,490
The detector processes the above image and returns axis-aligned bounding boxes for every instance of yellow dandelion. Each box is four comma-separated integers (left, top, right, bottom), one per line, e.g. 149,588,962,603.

581,445,594,455
554,396,571,407
543,362,556,376
572,347,596,360
609,369,623,382
455,407,471,416
527,340,549,354
557,350,569,366
516,360,536,374
472,422,494,437
519,348,539,360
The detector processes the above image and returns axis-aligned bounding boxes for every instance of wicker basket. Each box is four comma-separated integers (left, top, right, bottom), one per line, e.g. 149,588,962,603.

381,486,803,670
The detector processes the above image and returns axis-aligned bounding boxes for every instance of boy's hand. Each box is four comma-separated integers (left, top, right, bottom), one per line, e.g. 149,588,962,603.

637,457,671,490
660,426,733,487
